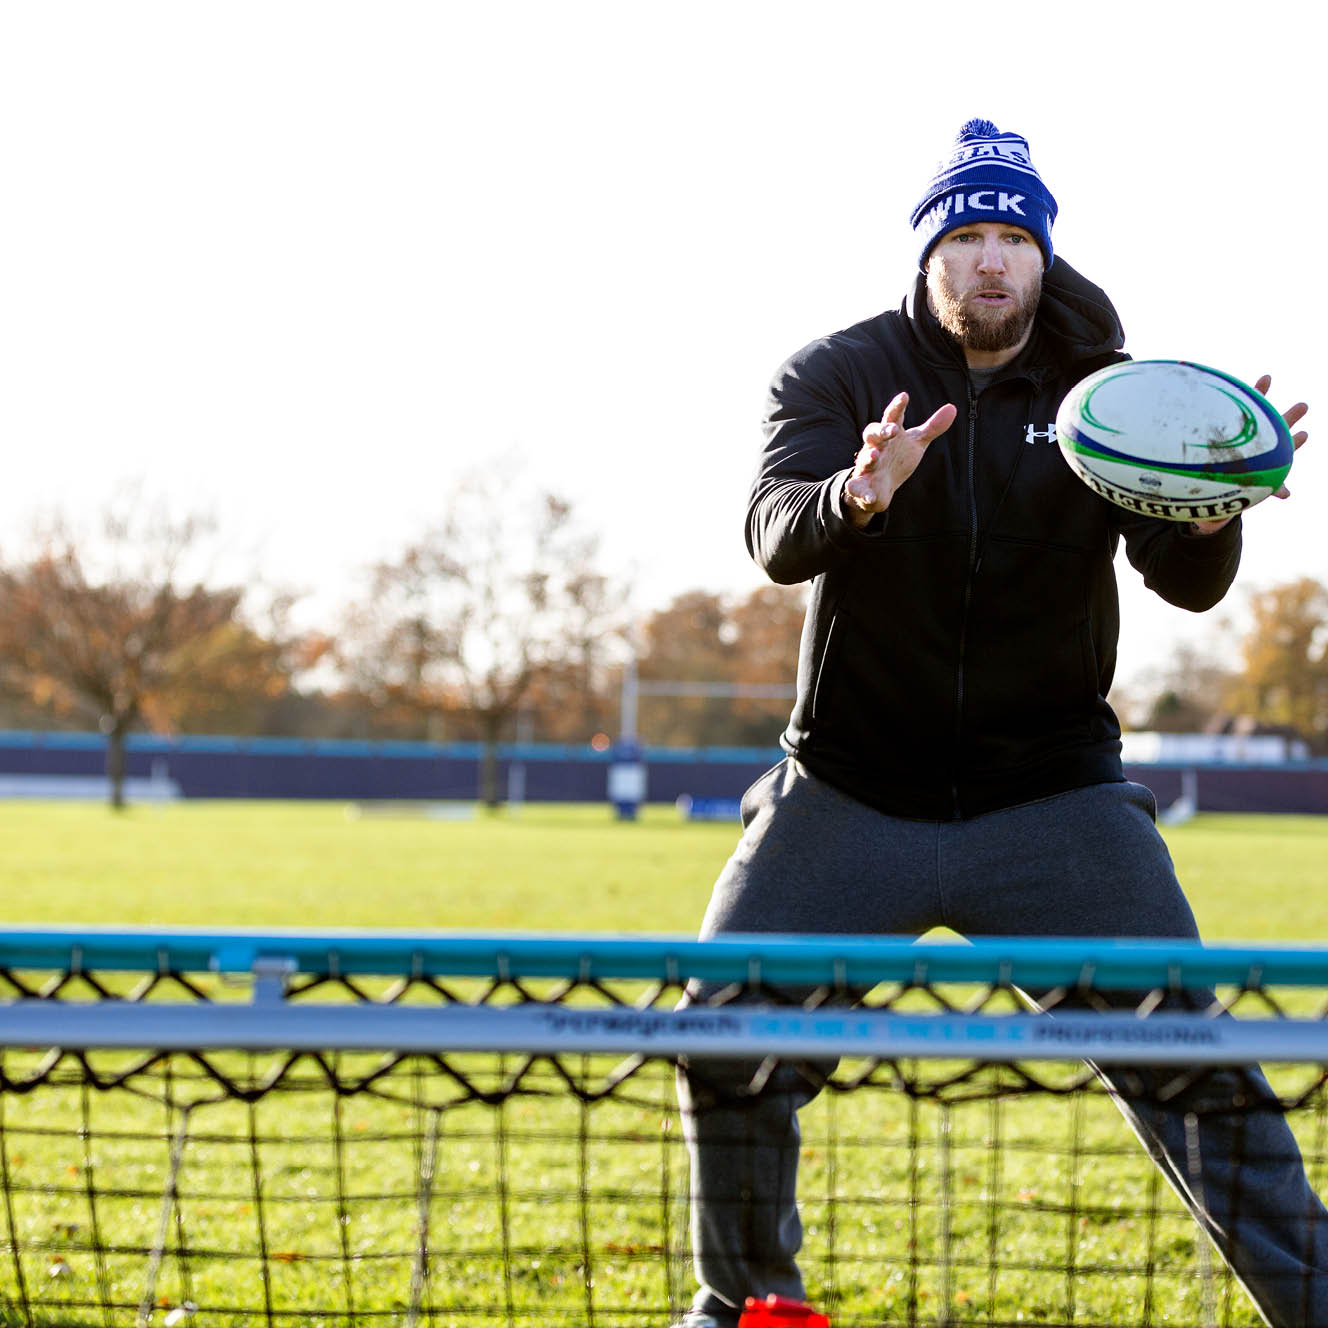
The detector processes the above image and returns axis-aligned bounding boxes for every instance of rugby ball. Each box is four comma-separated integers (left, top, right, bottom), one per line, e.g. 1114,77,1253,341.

1056,360,1293,522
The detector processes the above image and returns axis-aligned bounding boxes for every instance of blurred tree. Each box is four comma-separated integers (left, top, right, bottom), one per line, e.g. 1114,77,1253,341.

517,659,619,745
143,600,326,736
635,584,805,747
1123,638,1238,734
1225,578,1328,749
339,479,623,805
1118,578,1328,753
637,591,734,746
0,504,312,807
1139,685,1224,734
727,583,807,743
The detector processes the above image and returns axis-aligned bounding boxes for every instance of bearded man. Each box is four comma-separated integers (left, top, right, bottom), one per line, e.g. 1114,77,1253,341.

672,120,1320,1328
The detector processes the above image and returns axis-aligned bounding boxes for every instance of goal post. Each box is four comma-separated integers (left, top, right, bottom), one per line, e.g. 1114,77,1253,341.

611,654,797,817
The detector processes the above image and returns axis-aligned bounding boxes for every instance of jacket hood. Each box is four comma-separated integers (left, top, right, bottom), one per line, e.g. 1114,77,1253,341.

903,255,1126,370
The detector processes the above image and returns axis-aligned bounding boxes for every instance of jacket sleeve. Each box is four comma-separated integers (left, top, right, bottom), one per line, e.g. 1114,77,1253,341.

746,343,888,585
1118,511,1243,611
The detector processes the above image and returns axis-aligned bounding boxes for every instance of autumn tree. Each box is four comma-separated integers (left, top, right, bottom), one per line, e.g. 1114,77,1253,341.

635,584,805,747
1125,639,1240,735
636,591,735,746
1225,578,1328,749
727,584,808,740
0,504,309,807
339,479,623,805
515,658,619,745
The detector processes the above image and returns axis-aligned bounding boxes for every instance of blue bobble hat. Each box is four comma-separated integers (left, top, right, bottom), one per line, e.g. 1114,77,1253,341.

910,119,1058,270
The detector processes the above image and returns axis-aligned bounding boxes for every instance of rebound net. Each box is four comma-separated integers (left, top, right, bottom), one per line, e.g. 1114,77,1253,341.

1,929,1327,1327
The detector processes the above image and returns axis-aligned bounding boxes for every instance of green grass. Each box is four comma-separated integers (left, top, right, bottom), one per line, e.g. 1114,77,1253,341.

0,800,733,933
2,800,1325,940
1,801,1326,1326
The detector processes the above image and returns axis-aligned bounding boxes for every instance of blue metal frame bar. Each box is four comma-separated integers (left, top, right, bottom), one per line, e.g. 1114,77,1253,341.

2,927,1328,989
1,1000,1323,1064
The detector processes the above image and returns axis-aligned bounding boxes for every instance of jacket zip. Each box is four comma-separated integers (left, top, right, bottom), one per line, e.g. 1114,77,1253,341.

951,387,981,818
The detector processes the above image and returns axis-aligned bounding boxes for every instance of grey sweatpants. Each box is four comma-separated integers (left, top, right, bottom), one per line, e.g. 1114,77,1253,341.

678,759,1328,1327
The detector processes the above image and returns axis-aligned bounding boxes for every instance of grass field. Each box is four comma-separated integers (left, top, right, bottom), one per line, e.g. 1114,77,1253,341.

4,799,1328,939
2,800,1327,1327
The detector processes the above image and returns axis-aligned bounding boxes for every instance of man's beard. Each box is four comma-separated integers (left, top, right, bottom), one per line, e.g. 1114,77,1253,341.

929,274,1042,352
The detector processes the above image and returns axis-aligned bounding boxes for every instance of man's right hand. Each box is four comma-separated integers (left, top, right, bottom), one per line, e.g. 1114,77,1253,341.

843,392,958,527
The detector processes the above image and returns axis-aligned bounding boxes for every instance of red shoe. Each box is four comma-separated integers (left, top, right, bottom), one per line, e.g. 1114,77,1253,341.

738,1295,830,1327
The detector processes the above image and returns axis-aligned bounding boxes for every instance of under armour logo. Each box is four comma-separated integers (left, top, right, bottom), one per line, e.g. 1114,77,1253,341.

1025,422,1057,445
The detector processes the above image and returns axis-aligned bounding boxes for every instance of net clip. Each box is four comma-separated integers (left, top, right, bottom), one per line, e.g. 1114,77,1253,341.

251,954,297,1004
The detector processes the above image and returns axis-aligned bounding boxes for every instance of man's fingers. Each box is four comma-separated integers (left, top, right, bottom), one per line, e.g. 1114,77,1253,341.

860,422,901,456
861,420,895,446
848,396,955,519
862,400,957,452
914,402,959,444
1249,374,1307,443
1293,430,1308,450
846,474,876,506
865,391,908,439
882,392,909,429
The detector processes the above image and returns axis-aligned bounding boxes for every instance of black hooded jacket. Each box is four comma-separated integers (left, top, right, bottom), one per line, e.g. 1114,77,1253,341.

749,258,1242,820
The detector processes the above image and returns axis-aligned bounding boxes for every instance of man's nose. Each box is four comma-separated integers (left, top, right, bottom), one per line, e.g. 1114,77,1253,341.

976,240,1005,272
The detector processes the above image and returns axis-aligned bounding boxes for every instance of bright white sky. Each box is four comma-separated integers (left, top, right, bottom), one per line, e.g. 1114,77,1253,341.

1,1,1322,697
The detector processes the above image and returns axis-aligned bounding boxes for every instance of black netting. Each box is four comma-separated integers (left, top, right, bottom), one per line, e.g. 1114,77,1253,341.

3,961,1328,1326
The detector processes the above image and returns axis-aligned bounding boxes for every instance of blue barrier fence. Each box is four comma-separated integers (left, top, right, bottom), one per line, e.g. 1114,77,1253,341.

0,731,778,804
1,731,1327,812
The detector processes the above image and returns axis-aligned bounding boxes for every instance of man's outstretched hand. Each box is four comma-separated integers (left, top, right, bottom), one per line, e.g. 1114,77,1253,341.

1190,373,1309,535
844,392,958,529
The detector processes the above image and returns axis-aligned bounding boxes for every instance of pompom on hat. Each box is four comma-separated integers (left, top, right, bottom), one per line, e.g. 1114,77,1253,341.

910,119,1057,270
